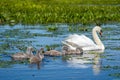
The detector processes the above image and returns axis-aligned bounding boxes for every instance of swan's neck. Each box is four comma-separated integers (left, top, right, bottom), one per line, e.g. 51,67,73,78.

92,28,104,50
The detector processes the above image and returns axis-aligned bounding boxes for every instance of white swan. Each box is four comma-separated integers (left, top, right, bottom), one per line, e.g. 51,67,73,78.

62,26,105,51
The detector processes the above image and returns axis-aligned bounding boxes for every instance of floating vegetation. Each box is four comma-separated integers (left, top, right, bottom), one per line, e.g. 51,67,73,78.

113,47,120,50
45,45,51,51
45,44,61,51
105,54,114,56
109,73,120,78
68,25,88,32
106,58,115,61
0,60,14,68
32,33,53,37
0,29,32,39
98,54,106,58
0,60,28,68
103,27,113,31
46,26,58,32
0,0,120,25
0,43,10,51
102,65,120,70
78,27,88,31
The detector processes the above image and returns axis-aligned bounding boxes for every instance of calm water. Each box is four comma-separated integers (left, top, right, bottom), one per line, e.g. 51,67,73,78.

0,23,120,80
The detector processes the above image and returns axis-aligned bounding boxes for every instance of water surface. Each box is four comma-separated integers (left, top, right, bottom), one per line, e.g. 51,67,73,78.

0,23,120,80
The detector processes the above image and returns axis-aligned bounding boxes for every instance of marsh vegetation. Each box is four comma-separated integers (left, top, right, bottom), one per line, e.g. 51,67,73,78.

0,0,120,25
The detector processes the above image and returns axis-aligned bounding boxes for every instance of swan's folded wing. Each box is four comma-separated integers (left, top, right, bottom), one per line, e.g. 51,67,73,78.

63,34,96,47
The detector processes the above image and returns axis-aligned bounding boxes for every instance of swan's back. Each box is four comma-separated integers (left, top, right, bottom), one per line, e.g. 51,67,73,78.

64,34,96,47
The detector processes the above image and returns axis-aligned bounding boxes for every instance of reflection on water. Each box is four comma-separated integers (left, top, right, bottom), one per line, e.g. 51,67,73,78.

92,53,101,75
66,51,102,75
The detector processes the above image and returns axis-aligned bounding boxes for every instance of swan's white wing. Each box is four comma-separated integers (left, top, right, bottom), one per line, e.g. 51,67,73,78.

63,34,96,47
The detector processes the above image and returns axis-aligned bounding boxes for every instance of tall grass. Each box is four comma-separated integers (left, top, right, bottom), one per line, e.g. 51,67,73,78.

0,0,120,25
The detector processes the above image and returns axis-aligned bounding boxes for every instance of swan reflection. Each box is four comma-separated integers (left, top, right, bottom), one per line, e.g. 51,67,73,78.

64,51,102,75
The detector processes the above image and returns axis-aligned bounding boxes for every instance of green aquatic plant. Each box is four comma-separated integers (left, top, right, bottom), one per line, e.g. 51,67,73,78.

78,26,88,31
113,47,120,50
46,26,58,31
102,65,112,69
68,25,88,32
102,65,120,70
2,43,10,49
45,45,51,51
0,60,14,68
0,0,120,24
0,60,29,68
45,44,60,51
109,73,120,78
0,43,10,51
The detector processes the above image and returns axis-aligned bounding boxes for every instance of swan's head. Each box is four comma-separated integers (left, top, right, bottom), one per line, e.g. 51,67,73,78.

94,26,103,37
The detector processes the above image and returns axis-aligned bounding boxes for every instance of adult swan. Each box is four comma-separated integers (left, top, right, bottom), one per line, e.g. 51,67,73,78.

62,26,105,51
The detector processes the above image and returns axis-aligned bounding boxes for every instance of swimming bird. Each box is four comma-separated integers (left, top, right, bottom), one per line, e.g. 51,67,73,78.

44,48,61,57
62,45,83,55
29,48,44,64
11,46,33,60
62,26,105,51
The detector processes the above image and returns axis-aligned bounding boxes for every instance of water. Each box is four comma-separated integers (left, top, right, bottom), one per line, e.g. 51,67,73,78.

0,23,120,80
